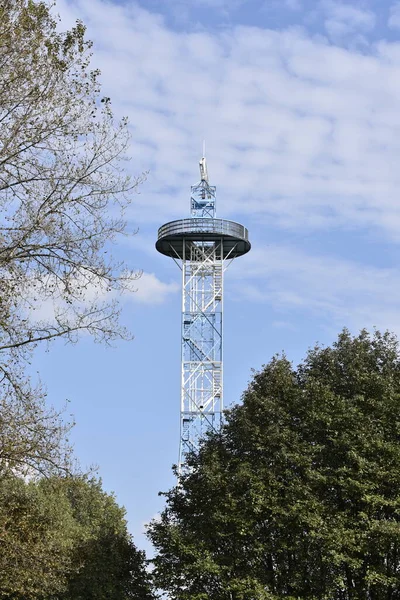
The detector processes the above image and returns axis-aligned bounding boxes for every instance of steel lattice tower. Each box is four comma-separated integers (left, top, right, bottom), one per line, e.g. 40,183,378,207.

156,156,250,471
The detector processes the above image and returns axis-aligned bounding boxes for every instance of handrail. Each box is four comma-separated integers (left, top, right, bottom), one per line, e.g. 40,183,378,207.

158,218,249,242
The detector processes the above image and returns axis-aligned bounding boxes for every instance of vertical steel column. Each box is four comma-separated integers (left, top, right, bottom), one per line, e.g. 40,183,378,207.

179,238,223,471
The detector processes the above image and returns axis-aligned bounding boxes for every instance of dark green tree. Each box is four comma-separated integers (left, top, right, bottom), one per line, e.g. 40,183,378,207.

148,329,400,600
0,474,77,599
54,476,154,600
0,475,154,600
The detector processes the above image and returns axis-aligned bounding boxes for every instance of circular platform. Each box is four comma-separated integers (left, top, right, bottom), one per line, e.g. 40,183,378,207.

156,218,251,259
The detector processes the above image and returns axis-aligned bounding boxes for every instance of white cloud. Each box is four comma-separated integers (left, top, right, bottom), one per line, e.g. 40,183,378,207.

132,273,179,304
388,1,400,29
318,0,376,41
162,0,246,21
52,0,400,242
50,0,400,254
232,245,400,333
285,0,302,10
184,0,244,7
26,271,178,327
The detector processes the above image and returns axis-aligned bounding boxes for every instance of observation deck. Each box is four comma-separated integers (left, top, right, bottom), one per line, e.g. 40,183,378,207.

156,218,251,260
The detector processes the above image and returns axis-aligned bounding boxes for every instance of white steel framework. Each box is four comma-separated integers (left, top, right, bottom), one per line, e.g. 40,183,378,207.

181,238,223,468
156,156,250,472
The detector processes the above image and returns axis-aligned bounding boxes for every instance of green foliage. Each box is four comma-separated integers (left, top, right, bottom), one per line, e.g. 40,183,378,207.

0,475,154,600
0,475,76,599
0,0,143,478
0,4,152,596
148,329,400,599
53,477,155,600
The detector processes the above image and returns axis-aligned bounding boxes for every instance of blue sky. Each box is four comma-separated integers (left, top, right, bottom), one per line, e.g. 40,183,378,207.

33,0,400,552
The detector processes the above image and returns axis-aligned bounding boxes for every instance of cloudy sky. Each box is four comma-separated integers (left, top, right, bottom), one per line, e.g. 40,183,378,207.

35,0,400,552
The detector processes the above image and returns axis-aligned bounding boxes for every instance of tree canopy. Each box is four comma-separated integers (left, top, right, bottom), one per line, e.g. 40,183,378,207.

148,329,400,600
0,474,154,600
0,474,76,599
0,0,142,478
56,476,154,600
0,3,153,598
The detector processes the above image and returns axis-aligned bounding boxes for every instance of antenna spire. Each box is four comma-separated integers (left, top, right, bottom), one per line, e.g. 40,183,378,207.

199,140,208,183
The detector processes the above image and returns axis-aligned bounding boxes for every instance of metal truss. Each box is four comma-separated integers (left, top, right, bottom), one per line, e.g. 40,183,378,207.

180,238,223,471
156,154,250,473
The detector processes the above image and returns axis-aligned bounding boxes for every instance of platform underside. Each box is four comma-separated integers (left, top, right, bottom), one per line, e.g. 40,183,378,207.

156,218,251,259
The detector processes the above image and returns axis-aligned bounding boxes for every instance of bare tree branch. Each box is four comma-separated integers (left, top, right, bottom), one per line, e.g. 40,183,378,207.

0,0,145,476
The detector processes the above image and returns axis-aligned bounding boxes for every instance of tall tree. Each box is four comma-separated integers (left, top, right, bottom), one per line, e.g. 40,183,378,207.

0,474,77,599
0,0,143,476
55,476,155,600
148,329,400,600
0,475,155,600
